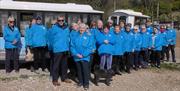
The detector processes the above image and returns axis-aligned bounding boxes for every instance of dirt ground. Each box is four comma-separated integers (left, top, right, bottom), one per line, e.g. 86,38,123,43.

0,31,179,91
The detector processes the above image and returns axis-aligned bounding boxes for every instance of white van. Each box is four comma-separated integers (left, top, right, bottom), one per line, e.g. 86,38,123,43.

108,9,150,27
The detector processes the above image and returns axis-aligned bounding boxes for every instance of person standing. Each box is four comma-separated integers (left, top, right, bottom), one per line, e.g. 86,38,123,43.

24,18,36,72
133,25,142,70
160,25,169,61
50,16,72,86
112,25,124,75
123,24,135,73
3,16,21,73
166,25,177,63
139,25,152,68
70,23,93,90
151,27,163,68
29,16,48,73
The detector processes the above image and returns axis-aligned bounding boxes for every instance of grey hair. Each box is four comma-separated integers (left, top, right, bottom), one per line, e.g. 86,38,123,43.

79,23,87,29
8,16,15,22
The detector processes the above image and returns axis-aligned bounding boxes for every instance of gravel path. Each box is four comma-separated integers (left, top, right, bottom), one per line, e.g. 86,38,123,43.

0,68,180,91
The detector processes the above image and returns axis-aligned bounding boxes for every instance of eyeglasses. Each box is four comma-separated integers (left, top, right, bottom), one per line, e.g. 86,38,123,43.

134,29,138,30
58,20,64,22
9,21,14,23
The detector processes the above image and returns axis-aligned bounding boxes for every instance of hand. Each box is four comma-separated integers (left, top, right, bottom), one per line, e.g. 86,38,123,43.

132,49,135,52
12,39,17,45
104,40,109,44
77,54,83,58
151,46,154,49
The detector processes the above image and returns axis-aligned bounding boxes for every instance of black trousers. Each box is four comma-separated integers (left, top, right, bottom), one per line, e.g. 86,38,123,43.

124,52,132,72
161,46,169,60
151,50,161,66
168,45,176,62
75,61,90,86
113,55,123,72
133,51,140,68
52,52,68,81
32,47,47,70
67,56,77,79
139,49,149,66
49,51,54,76
5,48,19,72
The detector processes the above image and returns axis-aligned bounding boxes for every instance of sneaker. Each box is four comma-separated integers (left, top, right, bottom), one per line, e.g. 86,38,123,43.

77,83,83,87
15,70,19,73
157,65,161,68
83,85,89,90
52,81,60,86
42,69,49,73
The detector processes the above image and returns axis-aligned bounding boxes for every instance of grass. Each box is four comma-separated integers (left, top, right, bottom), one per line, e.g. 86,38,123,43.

160,63,180,71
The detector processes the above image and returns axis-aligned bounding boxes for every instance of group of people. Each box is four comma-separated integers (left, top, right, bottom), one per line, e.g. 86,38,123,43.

3,15,177,90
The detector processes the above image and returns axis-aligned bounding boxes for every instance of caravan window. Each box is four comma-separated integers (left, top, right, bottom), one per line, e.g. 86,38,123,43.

0,12,8,37
135,17,147,25
45,13,65,28
68,14,80,25
19,13,34,36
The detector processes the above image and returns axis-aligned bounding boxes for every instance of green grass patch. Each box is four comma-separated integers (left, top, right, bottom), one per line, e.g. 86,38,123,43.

160,63,180,71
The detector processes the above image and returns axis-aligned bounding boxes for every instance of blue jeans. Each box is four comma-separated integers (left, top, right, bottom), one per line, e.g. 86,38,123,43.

100,54,112,70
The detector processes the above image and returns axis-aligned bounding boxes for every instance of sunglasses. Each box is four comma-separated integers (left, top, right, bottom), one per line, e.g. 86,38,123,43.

58,20,64,22
9,21,14,23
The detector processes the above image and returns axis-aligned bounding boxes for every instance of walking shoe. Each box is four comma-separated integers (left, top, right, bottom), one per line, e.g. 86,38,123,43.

52,81,60,86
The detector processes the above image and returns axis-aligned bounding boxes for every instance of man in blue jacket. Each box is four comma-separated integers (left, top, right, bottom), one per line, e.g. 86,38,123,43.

160,25,169,61
29,16,48,73
3,16,21,73
50,16,71,86
166,25,177,62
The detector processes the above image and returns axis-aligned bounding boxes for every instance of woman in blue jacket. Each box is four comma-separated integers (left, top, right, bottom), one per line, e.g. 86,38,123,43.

96,25,115,72
133,25,142,70
70,23,93,90
139,25,152,68
112,25,124,75
3,16,21,73
151,27,163,68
